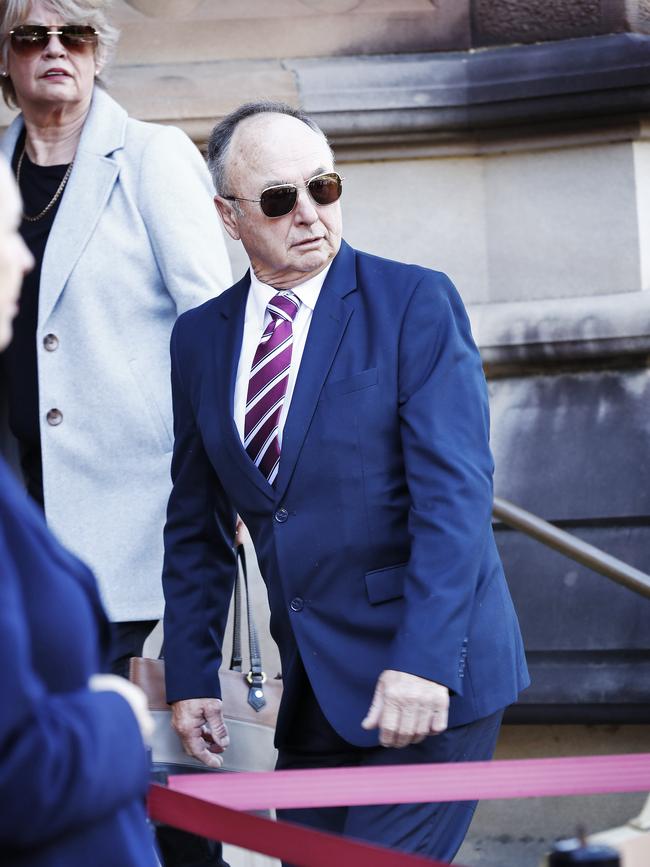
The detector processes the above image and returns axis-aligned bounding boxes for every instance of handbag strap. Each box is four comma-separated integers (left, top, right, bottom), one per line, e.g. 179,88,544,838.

229,543,268,712
229,546,244,673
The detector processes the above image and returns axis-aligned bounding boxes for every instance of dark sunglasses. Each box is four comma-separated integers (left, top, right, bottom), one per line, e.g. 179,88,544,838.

9,24,98,56
223,171,343,218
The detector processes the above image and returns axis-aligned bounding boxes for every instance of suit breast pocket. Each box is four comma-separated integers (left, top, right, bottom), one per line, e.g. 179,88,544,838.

365,562,407,605
324,367,378,398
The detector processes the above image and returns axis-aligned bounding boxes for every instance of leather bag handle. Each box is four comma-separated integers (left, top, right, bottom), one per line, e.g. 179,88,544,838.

229,544,268,711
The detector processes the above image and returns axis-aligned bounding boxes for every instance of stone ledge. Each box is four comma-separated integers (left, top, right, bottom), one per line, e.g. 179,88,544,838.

288,33,650,143
468,291,650,370
107,60,298,131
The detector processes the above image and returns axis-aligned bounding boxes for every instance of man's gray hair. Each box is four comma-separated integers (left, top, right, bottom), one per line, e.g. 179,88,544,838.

207,101,332,198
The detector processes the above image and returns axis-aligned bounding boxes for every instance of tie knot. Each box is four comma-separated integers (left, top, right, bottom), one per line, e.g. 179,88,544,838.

268,291,300,323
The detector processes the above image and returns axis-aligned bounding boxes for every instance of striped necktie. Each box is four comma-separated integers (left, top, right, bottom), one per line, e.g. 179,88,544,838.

244,290,301,484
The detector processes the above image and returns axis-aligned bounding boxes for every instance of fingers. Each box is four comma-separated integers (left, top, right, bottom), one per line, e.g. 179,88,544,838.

366,671,450,748
377,690,400,747
204,705,230,750
390,701,430,749
172,698,227,769
361,680,384,731
429,701,449,735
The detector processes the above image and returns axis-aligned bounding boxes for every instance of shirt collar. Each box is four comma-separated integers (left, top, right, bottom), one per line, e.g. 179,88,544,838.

249,262,332,314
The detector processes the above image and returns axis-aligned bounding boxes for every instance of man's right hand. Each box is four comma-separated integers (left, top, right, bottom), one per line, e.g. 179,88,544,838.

171,698,229,769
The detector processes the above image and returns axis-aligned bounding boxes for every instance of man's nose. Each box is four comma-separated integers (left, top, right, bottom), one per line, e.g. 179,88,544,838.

293,187,319,224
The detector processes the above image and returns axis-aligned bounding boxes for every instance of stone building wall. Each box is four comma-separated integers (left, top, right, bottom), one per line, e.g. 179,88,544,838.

2,6,649,861
2,0,649,720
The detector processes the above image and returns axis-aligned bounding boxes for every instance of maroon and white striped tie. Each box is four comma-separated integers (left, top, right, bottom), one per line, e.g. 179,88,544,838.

244,291,301,484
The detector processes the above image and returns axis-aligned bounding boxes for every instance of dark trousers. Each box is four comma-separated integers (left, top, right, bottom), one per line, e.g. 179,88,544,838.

277,670,502,866
109,619,158,678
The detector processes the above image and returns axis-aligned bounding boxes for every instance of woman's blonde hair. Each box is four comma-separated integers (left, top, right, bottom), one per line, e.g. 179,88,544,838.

0,0,119,107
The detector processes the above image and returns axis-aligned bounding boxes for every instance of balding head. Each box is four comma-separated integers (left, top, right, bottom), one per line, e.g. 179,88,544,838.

207,101,331,197
0,156,33,351
212,109,343,290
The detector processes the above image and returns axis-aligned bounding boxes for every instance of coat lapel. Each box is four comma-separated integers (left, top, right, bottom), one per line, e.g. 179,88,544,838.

274,242,357,502
37,89,127,328
0,114,22,162
214,273,275,502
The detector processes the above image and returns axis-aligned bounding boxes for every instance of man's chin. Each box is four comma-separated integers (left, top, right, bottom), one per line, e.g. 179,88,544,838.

292,243,338,272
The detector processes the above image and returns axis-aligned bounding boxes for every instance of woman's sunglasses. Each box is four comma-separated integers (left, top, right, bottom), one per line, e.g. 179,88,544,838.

9,24,98,57
223,171,343,219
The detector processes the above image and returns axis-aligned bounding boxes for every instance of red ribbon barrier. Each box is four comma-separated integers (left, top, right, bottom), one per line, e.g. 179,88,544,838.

166,753,650,811
148,754,650,866
148,785,458,867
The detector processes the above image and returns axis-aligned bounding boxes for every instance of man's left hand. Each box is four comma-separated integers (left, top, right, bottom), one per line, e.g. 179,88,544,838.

361,669,449,747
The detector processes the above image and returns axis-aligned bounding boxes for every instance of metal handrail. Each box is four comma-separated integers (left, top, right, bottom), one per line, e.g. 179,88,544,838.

493,496,650,599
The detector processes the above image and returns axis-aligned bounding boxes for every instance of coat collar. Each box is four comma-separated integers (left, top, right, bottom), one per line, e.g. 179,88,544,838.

1,87,128,327
40,87,127,326
0,86,127,167
216,241,358,502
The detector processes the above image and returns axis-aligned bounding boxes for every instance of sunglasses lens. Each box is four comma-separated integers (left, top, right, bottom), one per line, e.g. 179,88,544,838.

60,25,97,49
308,173,342,206
10,25,47,54
259,186,297,218
256,173,342,218
10,24,97,55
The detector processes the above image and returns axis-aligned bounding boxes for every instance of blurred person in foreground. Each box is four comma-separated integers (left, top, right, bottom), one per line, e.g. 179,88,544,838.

162,101,530,864
0,152,158,867
0,0,232,677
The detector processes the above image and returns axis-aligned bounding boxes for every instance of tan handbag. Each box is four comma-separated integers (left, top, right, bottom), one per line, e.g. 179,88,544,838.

129,546,282,773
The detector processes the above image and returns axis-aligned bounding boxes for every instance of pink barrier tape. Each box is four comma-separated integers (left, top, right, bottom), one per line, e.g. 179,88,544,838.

167,753,650,812
148,785,462,867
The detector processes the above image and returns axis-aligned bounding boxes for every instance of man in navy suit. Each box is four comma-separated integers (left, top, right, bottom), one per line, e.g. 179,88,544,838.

162,102,529,862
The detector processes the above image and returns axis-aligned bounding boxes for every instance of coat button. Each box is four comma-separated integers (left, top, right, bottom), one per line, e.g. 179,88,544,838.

46,409,63,426
43,333,59,351
290,597,304,612
274,506,289,523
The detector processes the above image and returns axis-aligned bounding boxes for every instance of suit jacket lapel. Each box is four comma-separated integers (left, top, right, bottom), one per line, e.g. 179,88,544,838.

38,89,127,328
274,242,357,502
214,273,275,502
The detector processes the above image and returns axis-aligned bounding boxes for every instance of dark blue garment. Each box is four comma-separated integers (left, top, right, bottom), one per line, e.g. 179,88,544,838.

277,707,503,865
0,458,157,866
162,241,530,746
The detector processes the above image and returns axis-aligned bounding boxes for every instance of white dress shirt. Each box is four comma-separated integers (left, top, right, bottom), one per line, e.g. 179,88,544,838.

234,264,332,446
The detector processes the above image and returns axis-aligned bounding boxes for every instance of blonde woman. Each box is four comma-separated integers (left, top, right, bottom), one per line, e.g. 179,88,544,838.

0,0,232,675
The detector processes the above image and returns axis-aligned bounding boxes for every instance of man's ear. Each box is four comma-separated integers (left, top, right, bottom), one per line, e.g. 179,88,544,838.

214,196,241,241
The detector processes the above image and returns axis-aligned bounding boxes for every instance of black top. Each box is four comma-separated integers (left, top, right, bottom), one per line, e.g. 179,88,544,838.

2,134,70,507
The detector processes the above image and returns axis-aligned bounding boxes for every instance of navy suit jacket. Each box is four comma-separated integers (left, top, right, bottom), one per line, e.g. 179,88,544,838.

0,458,156,866
163,241,529,747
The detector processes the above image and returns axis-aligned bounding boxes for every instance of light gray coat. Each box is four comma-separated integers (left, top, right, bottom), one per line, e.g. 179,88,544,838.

1,87,232,621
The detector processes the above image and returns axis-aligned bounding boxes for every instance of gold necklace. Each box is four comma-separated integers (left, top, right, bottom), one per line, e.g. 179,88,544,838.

16,144,74,223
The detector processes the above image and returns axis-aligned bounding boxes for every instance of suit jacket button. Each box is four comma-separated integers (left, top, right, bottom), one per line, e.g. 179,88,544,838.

290,597,304,612
274,507,289,523
43,333,59,351
46,409,63,426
